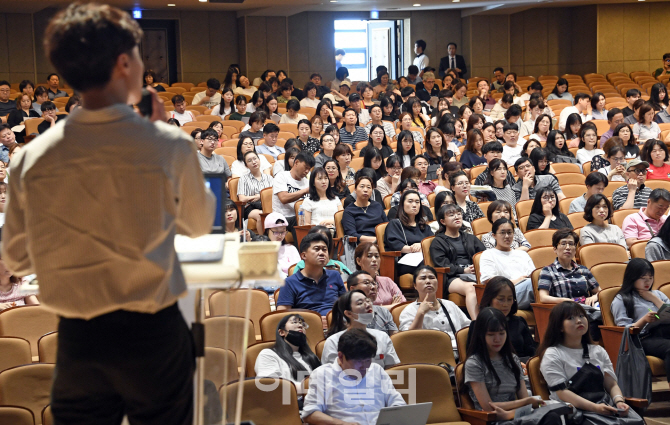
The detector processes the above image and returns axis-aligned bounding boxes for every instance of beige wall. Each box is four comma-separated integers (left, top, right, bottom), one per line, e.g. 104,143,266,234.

462,15,509,80
0,13,36,84
597,2,670,76
509,6,597,79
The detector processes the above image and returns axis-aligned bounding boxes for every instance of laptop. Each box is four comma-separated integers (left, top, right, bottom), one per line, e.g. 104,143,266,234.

375,402,432,425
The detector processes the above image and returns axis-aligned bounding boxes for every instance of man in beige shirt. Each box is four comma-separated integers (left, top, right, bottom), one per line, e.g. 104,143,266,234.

2,4,215,424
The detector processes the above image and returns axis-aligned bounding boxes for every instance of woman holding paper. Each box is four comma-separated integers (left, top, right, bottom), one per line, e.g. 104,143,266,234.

611,259,670,383
383,190,434,277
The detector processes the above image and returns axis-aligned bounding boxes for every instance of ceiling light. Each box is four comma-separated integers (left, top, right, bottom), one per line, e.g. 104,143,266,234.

167,3,175,5
453,0,460,2
413,3,421,6
199,0,207,2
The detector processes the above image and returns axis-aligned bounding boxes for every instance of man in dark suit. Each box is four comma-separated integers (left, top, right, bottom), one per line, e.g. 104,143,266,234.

438,42,467,79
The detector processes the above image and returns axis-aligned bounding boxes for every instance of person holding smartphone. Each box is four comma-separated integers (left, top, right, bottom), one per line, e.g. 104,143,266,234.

2,5,215,424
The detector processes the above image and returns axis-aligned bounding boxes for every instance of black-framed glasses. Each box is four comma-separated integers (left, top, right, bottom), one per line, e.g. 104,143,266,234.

631,168,648,175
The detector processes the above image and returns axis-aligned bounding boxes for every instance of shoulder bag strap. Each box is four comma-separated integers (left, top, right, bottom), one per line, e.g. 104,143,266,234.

640,212,657,238
438,300,458,336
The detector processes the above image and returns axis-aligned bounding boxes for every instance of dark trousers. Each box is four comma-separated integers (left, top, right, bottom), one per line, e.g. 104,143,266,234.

641,335,670,382
51,303,195,425
286,215,298,248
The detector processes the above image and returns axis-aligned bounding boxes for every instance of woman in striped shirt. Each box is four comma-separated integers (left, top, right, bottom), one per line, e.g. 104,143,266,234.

237,151,273,234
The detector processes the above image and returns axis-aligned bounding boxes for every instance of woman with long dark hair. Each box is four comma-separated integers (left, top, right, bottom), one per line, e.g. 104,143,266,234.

322,290,400,368
529,147,554,176
395,130,416,168
254,313,321,391
612,259,670,383
539,302,643,424
362,147,386,181
484,159,517,212
301,167,342,228
545,130,574,162
546,78,573,103
464,308,547,421
529,113,552,143
527,188,573,231
461,129,486,169
466,278,536,360
649,82,669,112
613,123,639,159
323,159,350,200
360,123,393,158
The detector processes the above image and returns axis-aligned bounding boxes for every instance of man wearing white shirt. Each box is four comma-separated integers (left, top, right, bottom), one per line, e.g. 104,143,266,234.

192,78,222,109
558,92,592,132
302,329,406,425
501,122,524,165
169,95,195,125
413,40,429,78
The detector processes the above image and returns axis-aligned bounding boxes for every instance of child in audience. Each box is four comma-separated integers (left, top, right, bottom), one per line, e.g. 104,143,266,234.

0,255,38,310
611,259,670,383
264,212,300,279
539,302,643,424
464,308,551,422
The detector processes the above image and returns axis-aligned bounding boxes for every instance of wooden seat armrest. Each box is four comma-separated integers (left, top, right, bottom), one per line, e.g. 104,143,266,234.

381,251,402,258
434,267,451,274
599,326,639,334
624,397,648,408
457,408,497,425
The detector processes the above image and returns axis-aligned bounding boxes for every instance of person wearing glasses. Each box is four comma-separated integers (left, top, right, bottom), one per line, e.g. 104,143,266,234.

622,188,670,248
526,188,573,231
450,171,484,225
346,270,398,335
597,145,627,182
538,229,602,340
611,159,653,210
254,313,321,392
197,128,232,181
512,157,565,202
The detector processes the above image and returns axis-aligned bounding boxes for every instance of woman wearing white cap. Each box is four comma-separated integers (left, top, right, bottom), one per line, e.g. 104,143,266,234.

264,212,301,279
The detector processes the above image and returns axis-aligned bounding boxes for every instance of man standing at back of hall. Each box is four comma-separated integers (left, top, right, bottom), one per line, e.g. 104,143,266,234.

414,40,429,78
2,4,215,424
439,42,467,79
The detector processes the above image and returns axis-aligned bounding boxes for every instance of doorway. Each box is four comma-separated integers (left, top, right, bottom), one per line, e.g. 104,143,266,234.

334,19,404,82
136,19,178,85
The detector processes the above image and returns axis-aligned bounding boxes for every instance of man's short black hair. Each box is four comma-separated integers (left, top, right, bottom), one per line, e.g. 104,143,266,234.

663,53,670,61
337,328,378,361
44,4,143,92
206,78,220,90
47,73,59,81
493,67,504,74
0,80,9,89
501,94,514,105
585,171,608,187
574,93,591,103
172,94,185,104
503,80,515,91
514,156,531,172
375,65,387,74
263,122,279,134
551,228,579,248
294,151,316,168
0,124,12,133
607,108,623,121
299,232,329,254
505,105,522,118
415,40,426,51
503,122,519,132
41,101,56,112
286,99,300,112
650,188,670,204
336,49,346,56
408,65,419,76
310,73,322,81
482,141,503,154
447,42,457,49
529,81,543,91
401,87,415,98
626,88,641,98
347,270,372,289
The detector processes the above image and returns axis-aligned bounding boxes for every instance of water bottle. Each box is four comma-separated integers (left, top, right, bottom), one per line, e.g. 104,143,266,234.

298,209,305,226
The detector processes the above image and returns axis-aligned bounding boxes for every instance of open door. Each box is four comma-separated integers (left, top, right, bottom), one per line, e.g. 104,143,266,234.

367,20,396,82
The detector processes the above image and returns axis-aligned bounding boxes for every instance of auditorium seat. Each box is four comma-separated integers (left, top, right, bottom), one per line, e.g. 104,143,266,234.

0,306,59,361
209,289,271,341
204,316,255,368
0,363,54,425
577,243,628,268
205,346,239,387
0,406,34,425
391,329,456,366
258,310,323,353
0,337,31,373
37,332,58,364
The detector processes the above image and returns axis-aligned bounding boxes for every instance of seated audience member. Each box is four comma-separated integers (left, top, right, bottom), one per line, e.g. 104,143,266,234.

576,123,603,165
346,271,398,335
650,82,670,112
291,226,351,278
273,143,298,177
622,188,670,247
324,159,351,200
339,108,368,148
166,118,180,127
430,203,485,318
256,123,285,160
451,171,484,224
342,173,388,243
558,92,592,132
238,111,266,143
591,136,623,171
64,94,80,113
397,111,425,147
231,137,272,177
646,219,670,261
479,219,535,310
599,108,625,147
460,129,486,169
360,124,394,159
296,119,320,155
0,124,18,164
612,158,653,210
223,201,259,242
388,178,432,220
142,70,165,92
211,88,235,119
590,92,608,120
451,82,469,108
229,95,252,121
365,104,395,139
621,89,641,118
653,53,670,78
277,232,346,316
500,123,524,165
343,168,385,208
377,155,401,198
333,143,356,184
207,121,227,146
322,290,400,368
314,133,337,169
237,151,273,233
538,230,601,318
633,103,661,142
512,157,565,202
474,141,516,186
564,113,583,148
490,94,513,121
301,167,343,228
641,139,670,181
528,112,553,144
612,259,670,383
277,81,298,103
169,95,194,124
394,130,417,168
31,86,52,117
349,93,372,125
362,147,386,182
273,152,314,240
624,99,645,126
232,74,256,98
383,190,434,276
38,101,64,134
302,328,406,424
580,195,626,248
0,256,38,310
547,79,573,104
399,266,471,359
409,155,437,195
279,99,307,125
193,78,222,109
197,129,232,179
538,302,643,425
569,172,608,213
597,144,626,182
7,93,39,143
254,313,321,391
481,201,531,251
354,242,406,307
415,72,439,102
46,73,68,100
485,158,518,210
529,147,556,177
464,308,552,422
466,278,537,361
527,188,573,231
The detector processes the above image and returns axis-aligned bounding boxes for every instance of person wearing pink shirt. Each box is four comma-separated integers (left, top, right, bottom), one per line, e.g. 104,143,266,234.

622,188,670,247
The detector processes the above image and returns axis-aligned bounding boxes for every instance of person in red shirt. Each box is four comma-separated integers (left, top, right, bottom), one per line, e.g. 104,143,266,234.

641,139,670,181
